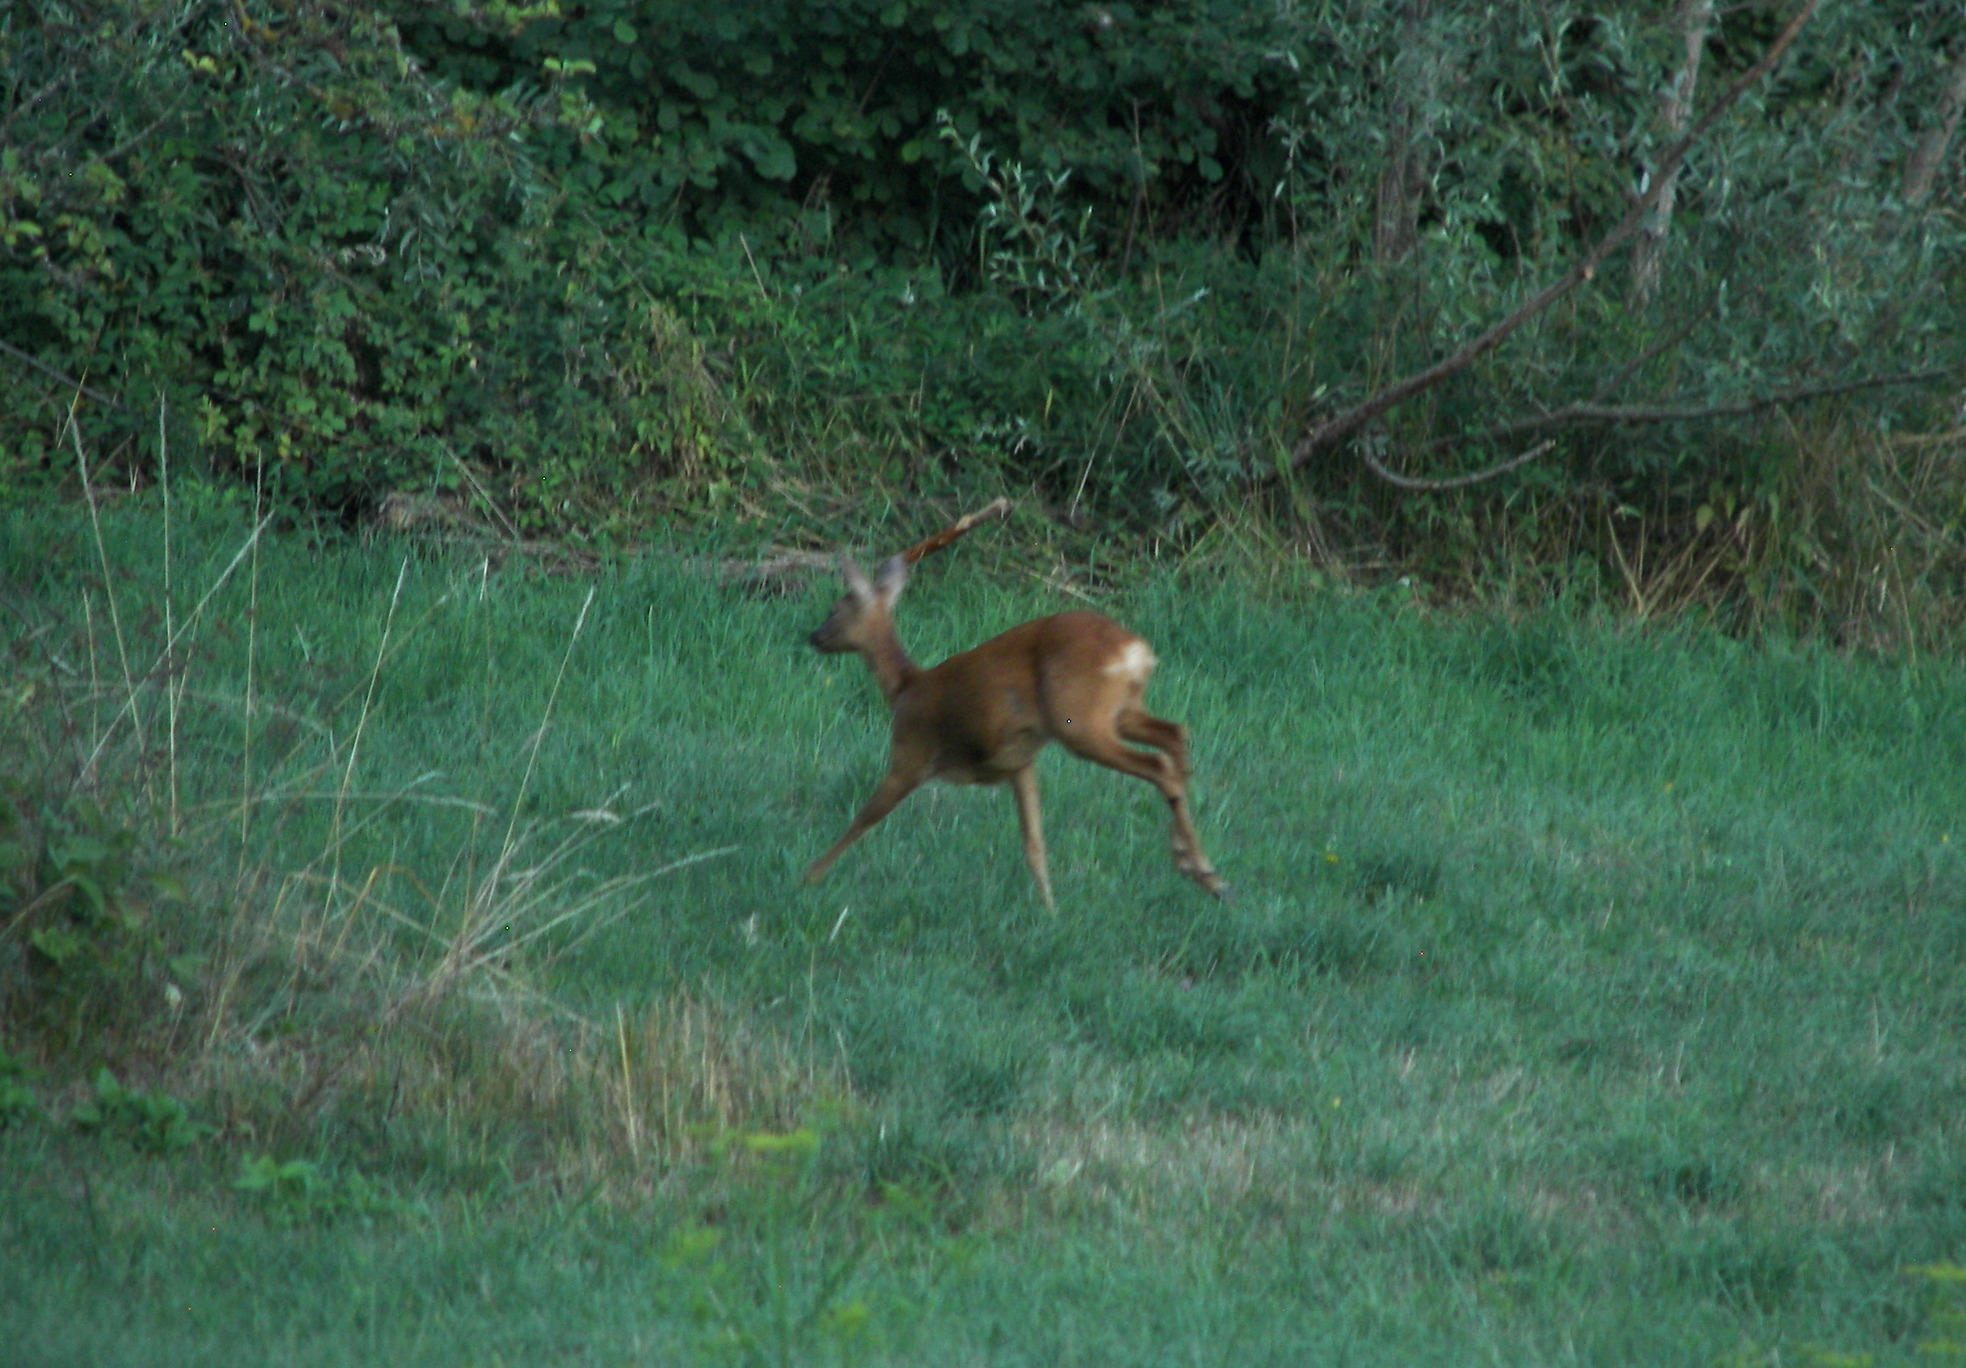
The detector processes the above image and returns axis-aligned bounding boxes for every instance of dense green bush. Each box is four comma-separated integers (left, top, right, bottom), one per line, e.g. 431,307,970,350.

3,0,1963,627
0,0,734,527
398,0,1299,252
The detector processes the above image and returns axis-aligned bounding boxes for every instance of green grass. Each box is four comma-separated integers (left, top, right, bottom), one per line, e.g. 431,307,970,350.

3,500,1964,1366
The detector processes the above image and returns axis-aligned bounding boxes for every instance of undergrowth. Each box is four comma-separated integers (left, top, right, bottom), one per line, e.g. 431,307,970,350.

0,483,839,1203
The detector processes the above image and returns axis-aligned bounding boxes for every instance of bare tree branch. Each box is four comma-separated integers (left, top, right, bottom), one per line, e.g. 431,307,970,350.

1365,440,1555,492
1448,367,1953,444
0,339,128,412
1360,366,1952,493
899,496,1013,565
1277,0,1822,480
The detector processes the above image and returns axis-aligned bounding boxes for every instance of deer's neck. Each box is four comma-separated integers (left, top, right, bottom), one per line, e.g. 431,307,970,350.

860,630,920,706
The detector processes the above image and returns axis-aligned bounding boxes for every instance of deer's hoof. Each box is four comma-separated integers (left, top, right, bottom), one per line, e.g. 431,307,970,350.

1194,872,1232,902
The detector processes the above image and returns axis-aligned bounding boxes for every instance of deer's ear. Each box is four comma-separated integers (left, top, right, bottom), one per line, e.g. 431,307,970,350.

873,554,908,606
840,555,874,603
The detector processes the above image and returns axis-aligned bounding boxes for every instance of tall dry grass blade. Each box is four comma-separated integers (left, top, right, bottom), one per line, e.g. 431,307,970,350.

548,845,740,958
324,560,410,925
69,408,149,789
82,588,100,786
82,511,274,780
428,586,598,984
159,397,181,837
618,1003,640,1161
502,585,596,862
453,843,741,978
238,459,264,878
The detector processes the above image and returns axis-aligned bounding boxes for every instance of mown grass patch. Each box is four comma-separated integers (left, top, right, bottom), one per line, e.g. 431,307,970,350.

3,499,1963,1365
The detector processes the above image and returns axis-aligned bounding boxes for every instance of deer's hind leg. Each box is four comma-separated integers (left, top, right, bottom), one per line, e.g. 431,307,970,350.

1060,707,1229,901
1119,706,1225,898
1117,708,1191,780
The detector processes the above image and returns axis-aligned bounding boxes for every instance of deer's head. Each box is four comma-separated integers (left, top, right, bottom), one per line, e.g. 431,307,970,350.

809,554,908,654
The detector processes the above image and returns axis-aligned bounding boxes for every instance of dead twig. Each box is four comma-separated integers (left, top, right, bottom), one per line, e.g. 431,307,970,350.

719,498,1014,595
898,496,1013,564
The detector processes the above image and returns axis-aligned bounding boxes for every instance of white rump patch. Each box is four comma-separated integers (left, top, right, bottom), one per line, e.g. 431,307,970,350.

1103,639,1157,682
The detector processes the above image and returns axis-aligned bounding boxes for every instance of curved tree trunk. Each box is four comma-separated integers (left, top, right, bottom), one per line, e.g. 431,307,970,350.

1901,41,1966,207
1372,0,1440,265
1631,0,1713,304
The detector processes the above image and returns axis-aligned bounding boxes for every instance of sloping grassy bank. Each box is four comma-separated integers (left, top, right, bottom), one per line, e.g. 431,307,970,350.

3,502,1963,1365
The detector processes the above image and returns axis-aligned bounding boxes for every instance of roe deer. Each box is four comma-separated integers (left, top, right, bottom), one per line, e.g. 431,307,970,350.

804,555,1228,910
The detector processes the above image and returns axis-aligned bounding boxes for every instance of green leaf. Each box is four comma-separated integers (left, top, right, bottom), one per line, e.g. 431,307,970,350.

54,836,108,869
28,925,84,964
146,872,189,903
742,1126,819,1157
668,62,718,99
68,873,108,919
749,141,797,181
234,1154,282,1192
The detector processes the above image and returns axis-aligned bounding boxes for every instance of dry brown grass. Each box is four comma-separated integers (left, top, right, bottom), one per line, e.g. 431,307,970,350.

2,455,844,1199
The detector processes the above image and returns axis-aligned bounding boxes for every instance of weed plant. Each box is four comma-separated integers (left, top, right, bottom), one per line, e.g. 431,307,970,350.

3,495,1964,1365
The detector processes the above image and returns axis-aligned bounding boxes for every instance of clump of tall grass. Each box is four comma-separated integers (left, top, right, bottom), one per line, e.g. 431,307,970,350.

0,426,841,1196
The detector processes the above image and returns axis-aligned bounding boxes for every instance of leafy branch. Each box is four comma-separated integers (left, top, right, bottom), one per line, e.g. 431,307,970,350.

1280,0,1825,481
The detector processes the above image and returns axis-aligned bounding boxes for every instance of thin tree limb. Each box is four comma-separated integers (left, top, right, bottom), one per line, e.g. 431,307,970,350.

1451,367,1953,443
1279,0,1821,479
0,74,73,140
1578,304,1715,413
1361,367,1951,492
899,497,1013,564
0,339,127,412
1365,440,1556,492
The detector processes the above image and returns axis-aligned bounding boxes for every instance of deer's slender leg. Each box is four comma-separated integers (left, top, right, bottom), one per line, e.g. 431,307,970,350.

1055,726,1229,900
1009,764,1055,914
803,765,927,884
1118,709,1191,780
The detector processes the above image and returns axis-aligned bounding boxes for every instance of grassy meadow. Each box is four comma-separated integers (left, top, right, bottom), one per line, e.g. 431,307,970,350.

3,501,1965,1366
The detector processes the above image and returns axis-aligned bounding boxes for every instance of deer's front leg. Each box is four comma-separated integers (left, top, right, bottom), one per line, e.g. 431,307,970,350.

1009,764,1056,914
804,764,927,884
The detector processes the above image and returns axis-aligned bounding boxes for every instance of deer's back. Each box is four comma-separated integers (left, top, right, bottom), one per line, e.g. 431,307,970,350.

901,612,1151,782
